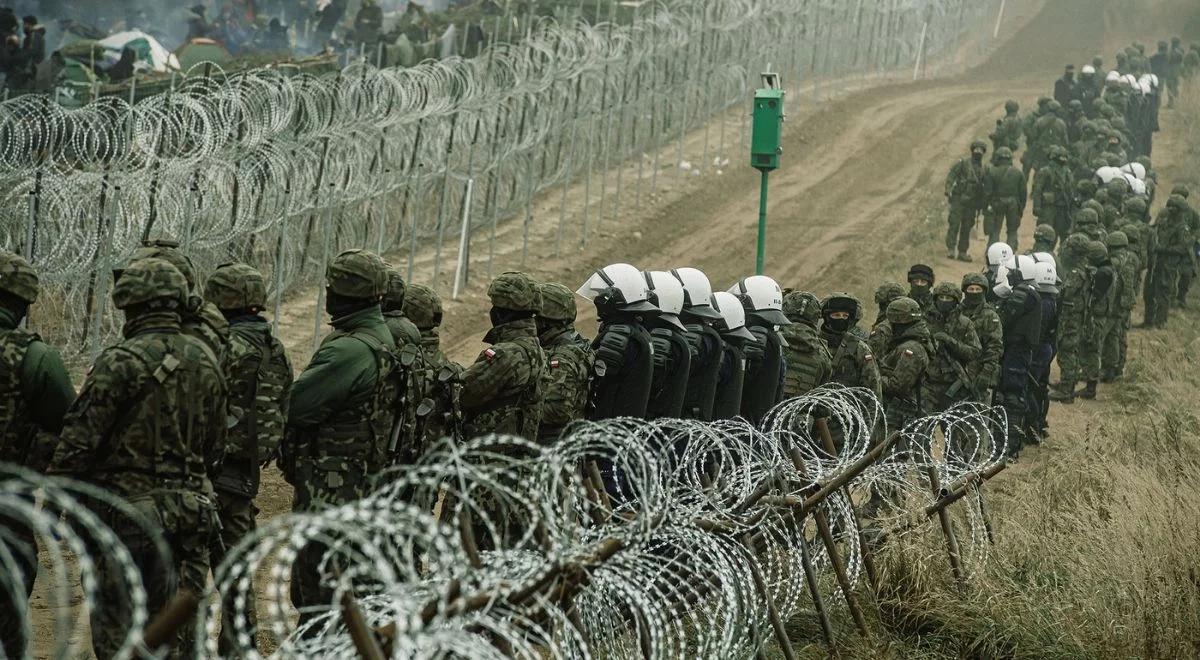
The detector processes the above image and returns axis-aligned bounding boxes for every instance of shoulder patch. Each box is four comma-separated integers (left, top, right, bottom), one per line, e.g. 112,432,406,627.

864,353,873,362
550,358,560,369
903,349,914,356
483,348,497,361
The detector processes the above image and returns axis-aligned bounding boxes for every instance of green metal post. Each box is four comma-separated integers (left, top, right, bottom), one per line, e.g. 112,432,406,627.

756,170,769,275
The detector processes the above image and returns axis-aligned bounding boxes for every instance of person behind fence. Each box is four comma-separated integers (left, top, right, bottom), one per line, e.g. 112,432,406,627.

403,283,463,449
959,273,1002,403
921,282,981,415
0,251,75,660
984,147,1028,250
281,249,398,629
780,290,833,401
674,268,725,422
578,263,657,420
710,290,755,420
133,239,230,361
878,297,931,434
203,262,293,654
48,258,227,660
642,271,693,420
535,282,593,444
819,292,881,400
730,276,790,425
382,267,432,465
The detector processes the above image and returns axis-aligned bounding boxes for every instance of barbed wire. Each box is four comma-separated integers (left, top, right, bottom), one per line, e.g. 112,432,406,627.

0,0,993,362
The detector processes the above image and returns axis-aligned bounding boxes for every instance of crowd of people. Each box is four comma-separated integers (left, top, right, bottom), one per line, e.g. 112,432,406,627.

0,33,1199,660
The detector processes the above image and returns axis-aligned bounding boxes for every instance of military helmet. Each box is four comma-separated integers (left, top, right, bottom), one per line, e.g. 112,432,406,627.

205,262,266,310
1105,231,1129,249
1171,184,1190,198
132,240,197,291
874,281,906,307
782,290,822,326
961,272,989,291
0,251,39,303
885,297,923,324
995,146,1013,161
403,283,442,330
488,271,540,312
1124,197,1148,215
326,249,388,300
970,140,987,153
1167,194,1188,211
1068,99,1083,111
907,263,935,283
1086,241,1108,265
931,281,962,302
1111,116,1127,129
821,292,861,323
1064,233,1090,255
1004,99,1019,113
1033,224,1057,244
537,282,577,322
1037,96,1051,107
1047,99,1062,112
113,257,188,310
382,268,407,312
1076,208,1100,226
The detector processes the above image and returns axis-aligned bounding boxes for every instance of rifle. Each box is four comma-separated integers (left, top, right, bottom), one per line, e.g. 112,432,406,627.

937,342,972,400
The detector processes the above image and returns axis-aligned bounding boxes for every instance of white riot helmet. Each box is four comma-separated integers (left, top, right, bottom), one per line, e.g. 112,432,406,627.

711,291,756,341
1033,262,1059,295
1095,166,1122,184
1139,81,1152,95
1032,251,1057,268
577,263,659,314
1148,73,1159,88
1123,73,1139,88
670,267,722,320
1125,174,1147,196
1120,162,1147,180
728,275,790,326
986,242,1016,269
1016,255,1037,283
1082,64,1096,75
644,271,687,330
1105,70,1121,83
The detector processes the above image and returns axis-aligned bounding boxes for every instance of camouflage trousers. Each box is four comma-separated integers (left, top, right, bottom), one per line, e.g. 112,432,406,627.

290,458,373,631
1054,306,1087,382
1099,313,1130,378
1035,208,1071,247
985,198,1023,250
1077,315,1102,382
213,492,259,654
91,489,215,660
1147,256,1187,326
945,201,980,255
1177,258,1196,305
0,512,38,659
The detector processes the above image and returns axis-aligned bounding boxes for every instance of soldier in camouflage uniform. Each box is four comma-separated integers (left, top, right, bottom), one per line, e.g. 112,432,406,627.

983,147,1028,249
906,264,936,311
878,297,932,434
1030,224,1058,256
1032,146,1075,240
404,283,463,448
1050,236,1095,403
1021,97,1051,178
780,291,832,399
1168,186,1199,307
203,263,293,654
1102,232,1139,381
382,268,433,465
1145,195,1196,327
819,293,881,399
0,252,75,659
943,141,989,261
959,273,1003,402
1075,241,1114,399
922,283,981,414
989,100,1023,155
535,282,593,443
281,249,398,625
49,258,226,659
869,281,906,358
1071,207,1108,243
132,239,230,359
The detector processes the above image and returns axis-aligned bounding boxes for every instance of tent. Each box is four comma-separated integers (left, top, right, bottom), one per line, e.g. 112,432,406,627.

174,38,235,71
96,30,181,72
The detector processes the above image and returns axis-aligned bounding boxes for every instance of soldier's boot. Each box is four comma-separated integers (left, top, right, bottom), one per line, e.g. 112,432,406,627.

1100,370,1117,383
956,252,972,263
1048,381,1076,404
1074,381,1098,400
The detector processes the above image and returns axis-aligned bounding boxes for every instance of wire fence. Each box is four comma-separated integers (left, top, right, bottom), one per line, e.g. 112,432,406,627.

0,0,1000,362
1,386,1011,659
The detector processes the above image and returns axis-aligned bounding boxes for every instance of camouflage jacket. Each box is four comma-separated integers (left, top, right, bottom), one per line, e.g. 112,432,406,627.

384,311,423,348
418,329,463,449
821,326,881,399
945,157,987,207
1033,114,1068,152
1058,261,1092,321
461,317,546,440
960,301,1003,392
867,320,892,360
1155,207,1195,257
212,317,293,499
923,310,981,388
983,164,1028,208
283,305,398,497
537,325,594,442
0,308,75,471
385,311,435,464
49,311,227,498
779,322,832,399
1089,262,1119,319
991,114,1022,151
879,321,931,412
1110,249,1140,312
1032,163,1073,214
186,297,231,364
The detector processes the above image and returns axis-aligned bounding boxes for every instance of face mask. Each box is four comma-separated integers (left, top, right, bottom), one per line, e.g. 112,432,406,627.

891,321,914,336
934,299,956,315
909,284,931,299
963,292,985,307
823,315,852,334
972,152,984,162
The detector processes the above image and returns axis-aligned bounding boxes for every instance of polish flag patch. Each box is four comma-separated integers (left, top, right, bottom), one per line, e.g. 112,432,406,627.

484,348,497,361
